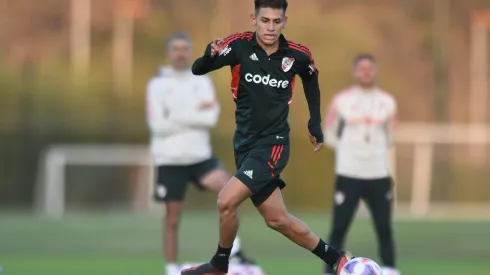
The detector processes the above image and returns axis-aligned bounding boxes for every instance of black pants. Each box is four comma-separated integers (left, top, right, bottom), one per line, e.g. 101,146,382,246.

325,175,396,272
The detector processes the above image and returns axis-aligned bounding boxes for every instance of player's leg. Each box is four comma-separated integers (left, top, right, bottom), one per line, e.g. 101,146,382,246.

214,177,251,257
363,177,399,274
244,144,351,274
325,176,363,274
155,165,190,275
192,158,230,193
164,201,183,274
256,185,321,248
255,186,352,275
181,177,252,275
191,158,255,264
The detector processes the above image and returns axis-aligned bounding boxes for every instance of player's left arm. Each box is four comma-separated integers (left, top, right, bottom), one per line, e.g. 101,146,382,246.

297,51,323,150
169,77,220,128
385,97,397,147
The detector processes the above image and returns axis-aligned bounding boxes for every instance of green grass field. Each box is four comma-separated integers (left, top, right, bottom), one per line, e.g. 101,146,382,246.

1,211,490,275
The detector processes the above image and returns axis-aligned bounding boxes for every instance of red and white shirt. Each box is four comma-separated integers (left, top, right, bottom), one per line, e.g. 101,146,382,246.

324,86,397,179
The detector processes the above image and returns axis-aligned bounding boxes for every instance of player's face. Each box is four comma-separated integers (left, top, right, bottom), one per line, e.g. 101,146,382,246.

354,59,377,87
168,38,191,70
251,8,287,46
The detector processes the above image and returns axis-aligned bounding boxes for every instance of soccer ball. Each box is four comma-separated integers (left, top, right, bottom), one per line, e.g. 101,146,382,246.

340,257,382,275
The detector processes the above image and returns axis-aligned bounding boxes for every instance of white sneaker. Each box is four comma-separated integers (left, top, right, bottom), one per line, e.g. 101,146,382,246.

381,267,401,275
165,263,180,275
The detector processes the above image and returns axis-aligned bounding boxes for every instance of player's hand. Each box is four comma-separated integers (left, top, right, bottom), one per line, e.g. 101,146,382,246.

309,133,324,152
308,121,324,152
209,38,225,57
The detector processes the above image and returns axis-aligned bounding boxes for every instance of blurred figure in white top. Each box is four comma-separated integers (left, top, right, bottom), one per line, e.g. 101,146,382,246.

323,54,400,275
146,32,255,275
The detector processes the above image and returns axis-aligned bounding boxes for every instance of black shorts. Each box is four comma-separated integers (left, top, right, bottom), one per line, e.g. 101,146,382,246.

154,157,220,202
333,175,393,207
234,144,290,207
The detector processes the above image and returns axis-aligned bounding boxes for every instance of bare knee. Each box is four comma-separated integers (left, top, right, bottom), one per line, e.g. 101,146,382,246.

267,214,312,238
265,214,291,232
217,191,238,218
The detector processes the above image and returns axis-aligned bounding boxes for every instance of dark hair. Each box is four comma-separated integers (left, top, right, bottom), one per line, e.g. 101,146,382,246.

166,32,192,51
353,53,376,67
254,0,288,14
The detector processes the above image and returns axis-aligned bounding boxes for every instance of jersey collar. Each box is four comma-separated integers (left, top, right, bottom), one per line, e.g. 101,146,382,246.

251,32,290,53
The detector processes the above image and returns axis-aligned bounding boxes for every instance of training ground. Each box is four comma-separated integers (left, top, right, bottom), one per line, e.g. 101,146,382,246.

2,210,490,275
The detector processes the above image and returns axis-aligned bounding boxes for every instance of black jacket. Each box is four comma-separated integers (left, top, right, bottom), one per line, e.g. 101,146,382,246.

192,31,323,151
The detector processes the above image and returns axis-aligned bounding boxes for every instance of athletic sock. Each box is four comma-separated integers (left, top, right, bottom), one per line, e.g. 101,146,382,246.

231,236,241,256
210,244,233,269
165,263,179,275
312,239,341,266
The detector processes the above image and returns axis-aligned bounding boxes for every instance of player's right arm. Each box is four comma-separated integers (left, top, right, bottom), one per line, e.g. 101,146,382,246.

191,35,240,75
323,94,341,149
146,78,186,136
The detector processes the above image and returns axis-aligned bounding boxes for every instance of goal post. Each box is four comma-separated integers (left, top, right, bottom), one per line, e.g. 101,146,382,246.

34,123,490,219
393,122,490,218
34,144,157,219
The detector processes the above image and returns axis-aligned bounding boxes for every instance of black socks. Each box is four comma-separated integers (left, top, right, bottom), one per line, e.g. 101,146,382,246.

210,244,233,268
211,240,340,268
312,239,341,266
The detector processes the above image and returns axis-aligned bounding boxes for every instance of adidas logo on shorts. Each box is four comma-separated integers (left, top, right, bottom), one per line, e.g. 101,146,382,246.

243,170,253,179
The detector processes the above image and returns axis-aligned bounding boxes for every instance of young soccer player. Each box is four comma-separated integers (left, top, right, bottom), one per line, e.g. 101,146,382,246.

181,1,353,274
323,54,400,275
146,32,255,275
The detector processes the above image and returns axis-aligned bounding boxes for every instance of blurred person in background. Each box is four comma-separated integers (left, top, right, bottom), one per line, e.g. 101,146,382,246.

182,0,353,275
145,32,255,275
323,54,399,275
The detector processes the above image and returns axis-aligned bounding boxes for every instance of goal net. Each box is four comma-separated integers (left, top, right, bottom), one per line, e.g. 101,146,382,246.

34,123,490,220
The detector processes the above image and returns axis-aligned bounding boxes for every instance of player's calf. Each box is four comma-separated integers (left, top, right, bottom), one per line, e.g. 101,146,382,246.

257,188,353,273
264,213,314,248
216,190,241,246
182,179,252,275
268,213,345,267
211,178,252,268
263,213,289,232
